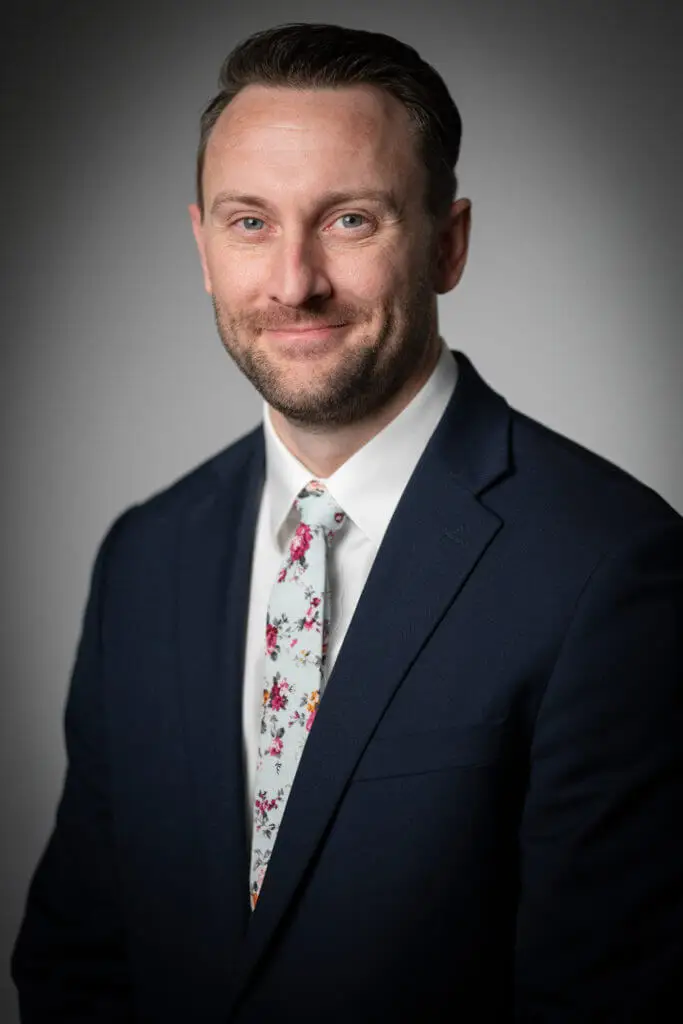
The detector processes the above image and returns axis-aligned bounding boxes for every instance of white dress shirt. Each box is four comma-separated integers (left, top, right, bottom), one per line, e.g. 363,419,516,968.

242,339,458,839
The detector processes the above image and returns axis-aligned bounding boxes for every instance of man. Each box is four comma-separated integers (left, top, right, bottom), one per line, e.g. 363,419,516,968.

12,21,683,1023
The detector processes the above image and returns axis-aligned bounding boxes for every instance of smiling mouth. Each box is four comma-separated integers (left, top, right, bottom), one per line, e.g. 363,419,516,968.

263,324,349,342
266,323,347,334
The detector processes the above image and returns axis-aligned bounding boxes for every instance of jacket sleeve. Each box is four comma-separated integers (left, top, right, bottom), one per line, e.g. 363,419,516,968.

515,515,683,1021
11,509,137,1023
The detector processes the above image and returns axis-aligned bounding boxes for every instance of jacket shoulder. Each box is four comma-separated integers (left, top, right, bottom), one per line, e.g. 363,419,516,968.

504,406,681,547
99,424,264,554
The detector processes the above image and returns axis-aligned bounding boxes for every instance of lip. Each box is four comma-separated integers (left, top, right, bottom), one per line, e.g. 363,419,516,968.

265,324,347,340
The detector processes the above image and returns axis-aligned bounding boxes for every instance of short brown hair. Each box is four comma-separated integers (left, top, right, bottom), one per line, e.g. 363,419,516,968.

195,23,462,223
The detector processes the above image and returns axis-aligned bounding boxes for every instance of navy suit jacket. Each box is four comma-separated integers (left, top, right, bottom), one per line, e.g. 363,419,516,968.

12,351,683,1021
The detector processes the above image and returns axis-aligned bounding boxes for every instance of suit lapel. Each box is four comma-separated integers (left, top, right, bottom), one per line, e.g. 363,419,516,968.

231,351,512,1007
174,433,265,965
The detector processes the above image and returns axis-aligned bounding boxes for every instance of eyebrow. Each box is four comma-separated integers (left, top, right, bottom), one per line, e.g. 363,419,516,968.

209,188,402,218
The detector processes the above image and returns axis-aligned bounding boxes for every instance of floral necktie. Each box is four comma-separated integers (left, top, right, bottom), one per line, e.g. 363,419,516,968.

249,479,347,910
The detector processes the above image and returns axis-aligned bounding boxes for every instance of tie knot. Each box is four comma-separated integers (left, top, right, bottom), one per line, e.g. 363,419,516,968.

294,479,346,539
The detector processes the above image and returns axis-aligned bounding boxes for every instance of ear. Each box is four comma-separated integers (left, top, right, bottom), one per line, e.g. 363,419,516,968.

188,203,213,295
433,198,471,295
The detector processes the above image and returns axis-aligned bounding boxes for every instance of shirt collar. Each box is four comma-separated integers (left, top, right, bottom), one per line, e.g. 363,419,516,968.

263,338,458,548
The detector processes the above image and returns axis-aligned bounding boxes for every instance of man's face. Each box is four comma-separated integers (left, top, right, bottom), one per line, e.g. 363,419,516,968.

190,83,459,427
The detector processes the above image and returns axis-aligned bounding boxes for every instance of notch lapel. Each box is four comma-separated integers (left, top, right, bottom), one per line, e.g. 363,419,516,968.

231,352,512,1008
174,433,265,976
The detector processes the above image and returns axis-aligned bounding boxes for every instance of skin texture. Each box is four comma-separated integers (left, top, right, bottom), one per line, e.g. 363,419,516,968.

189,83,471,477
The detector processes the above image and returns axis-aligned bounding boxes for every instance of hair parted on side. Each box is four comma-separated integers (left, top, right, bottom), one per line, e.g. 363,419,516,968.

195,22,462,223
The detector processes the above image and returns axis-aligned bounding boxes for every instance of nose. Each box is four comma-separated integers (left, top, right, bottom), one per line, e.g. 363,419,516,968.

267,231,332,308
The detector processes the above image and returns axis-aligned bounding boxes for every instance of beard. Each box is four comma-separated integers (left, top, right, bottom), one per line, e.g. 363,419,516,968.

210,262,438,429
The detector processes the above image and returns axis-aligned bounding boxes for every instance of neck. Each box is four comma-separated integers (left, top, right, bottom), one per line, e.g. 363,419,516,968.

268,336,442,478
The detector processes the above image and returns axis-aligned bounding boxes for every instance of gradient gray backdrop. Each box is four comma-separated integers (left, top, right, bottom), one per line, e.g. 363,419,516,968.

2,0,682,1018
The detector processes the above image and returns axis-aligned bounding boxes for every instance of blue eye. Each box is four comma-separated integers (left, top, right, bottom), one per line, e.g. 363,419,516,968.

239,217,265,231
338,213,367,229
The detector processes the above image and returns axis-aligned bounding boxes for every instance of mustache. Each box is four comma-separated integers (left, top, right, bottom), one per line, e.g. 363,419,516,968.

231,305,365,332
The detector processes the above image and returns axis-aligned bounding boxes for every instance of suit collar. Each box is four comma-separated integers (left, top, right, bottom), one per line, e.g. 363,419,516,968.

173,436,265,971
433,349,511,496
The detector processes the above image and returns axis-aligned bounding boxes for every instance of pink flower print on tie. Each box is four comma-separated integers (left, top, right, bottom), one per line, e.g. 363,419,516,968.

306,689,320,731
289,522,312,565
299,479,326,497
250,479,347,912
287,688,320,732
253,788,284,843
265,620,279,658
261,674,291,742
268,733,284,758
300,588,323,633
268,675,289,712
266,611,294,659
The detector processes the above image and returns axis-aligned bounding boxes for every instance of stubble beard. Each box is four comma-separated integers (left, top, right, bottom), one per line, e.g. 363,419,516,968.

210,266,437,429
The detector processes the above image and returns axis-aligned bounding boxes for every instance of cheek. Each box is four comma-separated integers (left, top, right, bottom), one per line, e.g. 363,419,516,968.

206,246,262,300
341,263,384,298
337,248,407,303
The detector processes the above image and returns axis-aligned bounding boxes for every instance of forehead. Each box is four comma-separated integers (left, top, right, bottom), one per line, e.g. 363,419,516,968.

203,83,422,197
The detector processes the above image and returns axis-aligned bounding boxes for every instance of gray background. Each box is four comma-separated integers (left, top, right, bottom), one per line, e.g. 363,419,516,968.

2,0,681,1017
